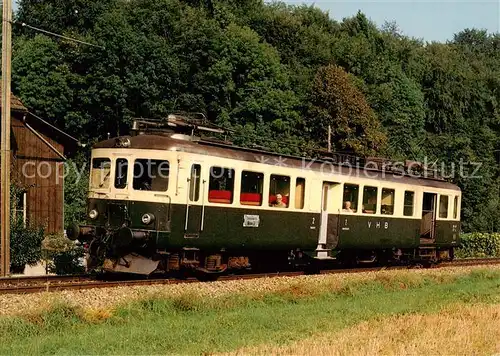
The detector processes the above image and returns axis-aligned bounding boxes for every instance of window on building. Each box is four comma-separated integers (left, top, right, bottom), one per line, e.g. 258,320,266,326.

114,158,128,189
240,171,263,206
362,186,378,214
439,195,449,218
342,184,359,212
453,196,459,219
208,167,235,204
13,191,27,227
404,191,415,216
189,164,201,202
381,188,395,215
133,159,170,191
90,158,111,189
269,174,290,208
295,178,306,209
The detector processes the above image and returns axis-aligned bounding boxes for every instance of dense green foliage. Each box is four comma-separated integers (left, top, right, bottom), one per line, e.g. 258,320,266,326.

63,155,90,228
12,0,500,231
456,233,500,258
10,218,44,272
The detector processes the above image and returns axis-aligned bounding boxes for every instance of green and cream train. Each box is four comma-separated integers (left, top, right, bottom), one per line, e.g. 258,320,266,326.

69,117,461,276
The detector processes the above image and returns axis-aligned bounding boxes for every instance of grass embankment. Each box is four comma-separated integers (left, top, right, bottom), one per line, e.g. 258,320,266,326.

1,267,500,355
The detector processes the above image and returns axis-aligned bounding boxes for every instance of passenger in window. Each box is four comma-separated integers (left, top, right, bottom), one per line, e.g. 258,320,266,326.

273,194,287,208
135,177,152,191
343,201,353,213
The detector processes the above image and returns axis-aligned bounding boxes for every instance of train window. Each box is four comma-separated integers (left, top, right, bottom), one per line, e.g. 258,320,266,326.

90,158,111,189
381,188,395,215
114,158,128,189
342,184,358,212
133,159,170,191
295,178,306,209
208,167,235,204
439,195,449,218
240,171,263,206
453,196,459,219
404,191,415,216
362,186,378,214
269,174,290,208
189,164,201,202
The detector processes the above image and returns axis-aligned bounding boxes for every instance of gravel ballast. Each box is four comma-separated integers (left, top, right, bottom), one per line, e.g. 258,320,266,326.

0,265,498,317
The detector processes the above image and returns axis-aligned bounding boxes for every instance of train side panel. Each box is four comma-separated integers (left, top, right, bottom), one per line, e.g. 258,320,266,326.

336,214,420,249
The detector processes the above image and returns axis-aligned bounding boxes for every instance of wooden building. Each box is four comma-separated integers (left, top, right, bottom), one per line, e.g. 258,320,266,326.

2,91,76,235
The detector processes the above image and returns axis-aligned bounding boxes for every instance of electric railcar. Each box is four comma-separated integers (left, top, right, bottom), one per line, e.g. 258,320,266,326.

69,116,461,277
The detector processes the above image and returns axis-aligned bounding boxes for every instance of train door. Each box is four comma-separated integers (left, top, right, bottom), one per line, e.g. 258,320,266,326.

317,181,339,258
420,192,437,242
184,163,205,238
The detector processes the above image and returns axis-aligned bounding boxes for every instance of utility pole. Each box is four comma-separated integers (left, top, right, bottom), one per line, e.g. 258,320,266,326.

327,125,332,153
1,0,12,277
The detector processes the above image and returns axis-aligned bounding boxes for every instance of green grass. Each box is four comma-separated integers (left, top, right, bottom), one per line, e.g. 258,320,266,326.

2,269,500,355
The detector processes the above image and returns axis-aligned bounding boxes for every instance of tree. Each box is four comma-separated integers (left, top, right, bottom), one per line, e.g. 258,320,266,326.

12,35,76,130
309,64,387,155
64,155,89,228
16,0,117,36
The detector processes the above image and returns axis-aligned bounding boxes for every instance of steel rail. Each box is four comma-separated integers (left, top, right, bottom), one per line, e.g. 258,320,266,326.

0,258,499,295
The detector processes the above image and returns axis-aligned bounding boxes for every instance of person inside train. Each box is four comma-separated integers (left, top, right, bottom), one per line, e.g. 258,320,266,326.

343,201,353,213
273,193,287,208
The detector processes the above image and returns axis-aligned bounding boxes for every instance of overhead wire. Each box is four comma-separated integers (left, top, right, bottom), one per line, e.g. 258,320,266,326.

9,20,105,50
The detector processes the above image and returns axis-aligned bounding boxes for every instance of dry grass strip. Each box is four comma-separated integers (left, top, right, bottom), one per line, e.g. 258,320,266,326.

227,303,500,356
0,265,498,318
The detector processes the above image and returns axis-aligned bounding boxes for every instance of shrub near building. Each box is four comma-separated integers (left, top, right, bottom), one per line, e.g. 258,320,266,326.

42,234,85,275
10,218,45,274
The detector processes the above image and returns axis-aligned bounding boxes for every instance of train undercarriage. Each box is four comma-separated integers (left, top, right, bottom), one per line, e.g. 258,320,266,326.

82,234,455,280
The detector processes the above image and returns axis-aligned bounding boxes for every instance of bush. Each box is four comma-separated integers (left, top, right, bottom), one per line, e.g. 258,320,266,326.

42,234,85,275
455,233,500,258
10,218,45,273
51,246,85,275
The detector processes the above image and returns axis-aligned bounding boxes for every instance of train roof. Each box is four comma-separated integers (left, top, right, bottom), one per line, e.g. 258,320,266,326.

94,134,460,191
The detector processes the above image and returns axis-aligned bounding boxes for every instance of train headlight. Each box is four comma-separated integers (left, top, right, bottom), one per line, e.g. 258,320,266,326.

141,213,155,225
88,209,99,220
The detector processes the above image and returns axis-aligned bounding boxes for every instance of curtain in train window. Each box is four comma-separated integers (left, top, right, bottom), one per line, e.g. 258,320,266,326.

404,191,415,216
381,188,395,215
362,186,378,214
295,178,306,209
240,171,263,206
90,158,111,189
208,167,235,204
453,196,459,219
342,184,358,212
439,195,449,218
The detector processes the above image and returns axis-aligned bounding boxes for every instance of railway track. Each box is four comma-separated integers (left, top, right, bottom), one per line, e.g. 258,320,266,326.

1,257,499,295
